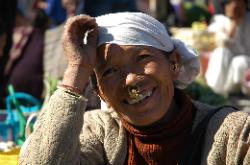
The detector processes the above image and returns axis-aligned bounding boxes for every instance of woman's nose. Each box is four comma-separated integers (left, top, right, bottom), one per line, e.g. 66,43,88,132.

125,73,140,86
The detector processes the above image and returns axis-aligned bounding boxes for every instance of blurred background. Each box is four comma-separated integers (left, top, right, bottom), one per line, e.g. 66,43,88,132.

0,0,250,163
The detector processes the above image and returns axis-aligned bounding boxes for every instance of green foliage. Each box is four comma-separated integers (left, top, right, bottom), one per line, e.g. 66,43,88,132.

183,2,211,26
184,81,227,106
42,76,58,108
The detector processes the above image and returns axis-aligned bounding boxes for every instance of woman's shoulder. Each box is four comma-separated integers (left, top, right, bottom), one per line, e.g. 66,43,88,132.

193,101,249,132
193,101,248,120
84,108,120,127
195,102,250,164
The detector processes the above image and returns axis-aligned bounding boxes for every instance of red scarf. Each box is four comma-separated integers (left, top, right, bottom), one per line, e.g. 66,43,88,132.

122,89,194,165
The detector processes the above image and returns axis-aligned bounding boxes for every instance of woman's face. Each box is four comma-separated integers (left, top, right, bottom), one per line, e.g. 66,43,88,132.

224,0,246,20
95,44,179,126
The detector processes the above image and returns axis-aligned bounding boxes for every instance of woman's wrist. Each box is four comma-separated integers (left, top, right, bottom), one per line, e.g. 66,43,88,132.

62,65,93,93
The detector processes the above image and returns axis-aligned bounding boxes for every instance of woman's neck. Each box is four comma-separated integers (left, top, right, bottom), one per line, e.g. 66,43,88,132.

149,98,178,127
133,98,179,130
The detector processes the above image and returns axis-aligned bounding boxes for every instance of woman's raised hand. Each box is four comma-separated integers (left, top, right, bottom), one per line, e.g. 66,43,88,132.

62,15,98,93
62,14,98,72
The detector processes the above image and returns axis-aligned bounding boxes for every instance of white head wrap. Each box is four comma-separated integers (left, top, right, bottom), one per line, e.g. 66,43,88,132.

96,12,200,89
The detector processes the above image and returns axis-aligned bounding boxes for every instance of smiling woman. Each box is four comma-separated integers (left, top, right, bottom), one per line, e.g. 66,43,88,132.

206,0,250,95
19,12,250,165
95,45,178,126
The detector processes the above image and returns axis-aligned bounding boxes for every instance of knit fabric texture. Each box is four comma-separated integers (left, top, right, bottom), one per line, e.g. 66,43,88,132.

19,89,250,165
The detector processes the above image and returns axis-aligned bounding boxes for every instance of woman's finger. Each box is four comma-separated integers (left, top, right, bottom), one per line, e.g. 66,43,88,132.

86,25,98,46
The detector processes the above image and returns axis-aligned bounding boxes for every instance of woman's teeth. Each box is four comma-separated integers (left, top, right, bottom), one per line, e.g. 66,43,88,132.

127,90,152,105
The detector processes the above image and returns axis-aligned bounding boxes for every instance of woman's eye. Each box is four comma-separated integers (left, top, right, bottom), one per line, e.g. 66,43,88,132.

136,54,150,62
103,67,118,77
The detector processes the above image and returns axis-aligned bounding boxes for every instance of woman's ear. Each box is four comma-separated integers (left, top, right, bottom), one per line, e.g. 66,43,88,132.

169,51,181,80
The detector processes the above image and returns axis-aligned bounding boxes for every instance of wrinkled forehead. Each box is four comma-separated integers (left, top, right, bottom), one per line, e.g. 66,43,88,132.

95,44,166,70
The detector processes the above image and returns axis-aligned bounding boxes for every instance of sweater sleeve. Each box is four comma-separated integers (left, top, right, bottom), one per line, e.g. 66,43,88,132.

206,110,250,165
19,88,105,165
236,115,250,165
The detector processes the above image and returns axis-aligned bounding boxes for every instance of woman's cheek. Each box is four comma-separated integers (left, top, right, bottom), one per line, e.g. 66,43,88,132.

144,61,159,75
103,79,119,95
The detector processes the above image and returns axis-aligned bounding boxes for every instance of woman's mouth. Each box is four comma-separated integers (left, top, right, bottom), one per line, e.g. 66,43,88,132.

124,88,155,105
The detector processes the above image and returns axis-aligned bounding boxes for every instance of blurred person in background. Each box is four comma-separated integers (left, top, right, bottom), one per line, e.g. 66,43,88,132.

205,0,250,96
0,1,17,108
83,0,137,17
210,0,250,14
62,0,80,17
1,0,48,106
209,0,224,14
37,0,67,27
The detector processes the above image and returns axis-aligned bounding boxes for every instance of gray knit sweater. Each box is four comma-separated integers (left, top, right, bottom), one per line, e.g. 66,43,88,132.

19,89,250,165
